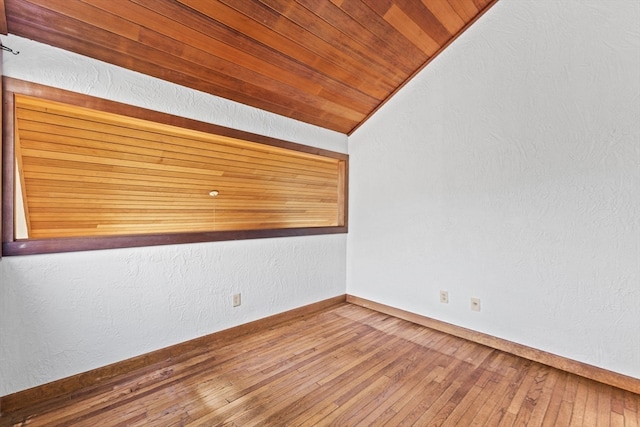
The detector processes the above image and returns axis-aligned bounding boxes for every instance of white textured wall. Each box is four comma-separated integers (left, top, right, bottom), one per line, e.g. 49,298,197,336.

348,0,640,378
0,35,347,396
2,0,639,396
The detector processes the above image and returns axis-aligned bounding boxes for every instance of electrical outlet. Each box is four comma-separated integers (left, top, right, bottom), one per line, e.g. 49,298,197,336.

470,297,481,312
233,293,241,307
439,290,449,304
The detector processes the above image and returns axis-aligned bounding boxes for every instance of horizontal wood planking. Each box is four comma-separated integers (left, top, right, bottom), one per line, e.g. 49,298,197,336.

0,295,347,415
17,96,340,170
2,77,348,255
347,295,640,395
3,78,347,160
4,0,497,133
14,92,342,238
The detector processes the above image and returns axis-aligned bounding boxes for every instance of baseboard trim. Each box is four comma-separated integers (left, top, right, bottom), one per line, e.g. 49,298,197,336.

0,295,346,414
347,295,640,394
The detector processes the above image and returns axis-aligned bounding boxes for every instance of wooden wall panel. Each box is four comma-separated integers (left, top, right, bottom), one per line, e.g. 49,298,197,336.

13,94,343,239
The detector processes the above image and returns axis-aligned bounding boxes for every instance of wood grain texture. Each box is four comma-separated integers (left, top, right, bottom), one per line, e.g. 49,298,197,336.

2,78,348,254
1,301,638,426
351,0,499,134
3,0,498,134
347,295,640,395
14,94,341,238
0,0,6,34
0,295,347,415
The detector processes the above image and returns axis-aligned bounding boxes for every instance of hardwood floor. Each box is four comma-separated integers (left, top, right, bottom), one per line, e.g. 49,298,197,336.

2,303,639,426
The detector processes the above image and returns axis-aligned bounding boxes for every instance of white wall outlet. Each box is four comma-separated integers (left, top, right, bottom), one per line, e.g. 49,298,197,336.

233,293,241,307
439,290,449,304
470,297,481,312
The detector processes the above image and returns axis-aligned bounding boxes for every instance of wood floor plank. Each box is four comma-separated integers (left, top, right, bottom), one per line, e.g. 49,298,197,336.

346,335,460,425
419,358,491,426
557,400,576,426
436,367,495,426
585,381,604,426
541,370,569,427
598,383,614,427
510,364,552,425
611,411,625,427
466,369,519,426
569,377,591,426
525,367,559,426
408,379,463,425
624,408,639,427
282,328,423,424
1,303,638,426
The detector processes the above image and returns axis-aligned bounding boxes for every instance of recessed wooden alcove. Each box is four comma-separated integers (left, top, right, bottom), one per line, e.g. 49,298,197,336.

2,78,348,255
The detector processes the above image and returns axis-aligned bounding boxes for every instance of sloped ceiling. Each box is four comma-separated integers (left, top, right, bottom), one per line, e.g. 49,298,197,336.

1,0,497,134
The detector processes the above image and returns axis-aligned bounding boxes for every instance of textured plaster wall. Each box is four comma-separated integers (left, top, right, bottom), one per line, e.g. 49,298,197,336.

0,35,347,396
347,0,640,378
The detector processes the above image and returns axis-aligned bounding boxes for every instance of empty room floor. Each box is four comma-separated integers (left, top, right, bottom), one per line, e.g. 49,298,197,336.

2,303,638,426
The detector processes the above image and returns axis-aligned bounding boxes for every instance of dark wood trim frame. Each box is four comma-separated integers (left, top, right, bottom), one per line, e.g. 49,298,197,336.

1,77,348,255
0,47,3,257
347,295,640,395
3,227,348,256
0,295,347,414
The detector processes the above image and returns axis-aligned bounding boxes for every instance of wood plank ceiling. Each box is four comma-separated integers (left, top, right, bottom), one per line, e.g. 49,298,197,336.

1,0,496,134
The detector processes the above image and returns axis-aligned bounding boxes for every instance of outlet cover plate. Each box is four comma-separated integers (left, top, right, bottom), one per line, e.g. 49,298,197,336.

439,291,449,304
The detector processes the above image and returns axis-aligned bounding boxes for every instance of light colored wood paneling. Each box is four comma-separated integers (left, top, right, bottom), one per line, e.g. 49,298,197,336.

14,94,343,238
